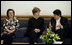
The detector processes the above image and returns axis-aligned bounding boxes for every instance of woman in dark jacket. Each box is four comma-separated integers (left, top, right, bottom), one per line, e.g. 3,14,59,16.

49,9,69,44
27,7,45,44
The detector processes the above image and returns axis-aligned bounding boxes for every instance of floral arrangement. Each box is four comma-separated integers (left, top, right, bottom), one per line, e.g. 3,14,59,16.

41,27,60,44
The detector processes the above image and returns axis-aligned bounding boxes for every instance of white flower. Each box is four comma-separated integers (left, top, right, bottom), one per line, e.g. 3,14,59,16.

47,33,48,35
53,34,55,36
40,35,42,39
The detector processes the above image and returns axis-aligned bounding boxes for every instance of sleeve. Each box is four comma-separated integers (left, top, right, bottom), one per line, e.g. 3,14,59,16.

3,19,8,29
60,25,63,29
39,18,45,35
15,20,19,28
61,17,69,37
62,18,68,30
50,18,56,32
1,20,5,32
15,19,20,31
51,18,55,26
27,18,34,32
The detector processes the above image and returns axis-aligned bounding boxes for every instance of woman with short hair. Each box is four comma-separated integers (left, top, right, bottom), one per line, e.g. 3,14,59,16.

27,7,45,44
2,9,19,44
49,9,69,42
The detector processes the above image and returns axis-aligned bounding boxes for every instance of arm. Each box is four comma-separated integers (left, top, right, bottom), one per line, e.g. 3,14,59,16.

50,18,56,32
62,18,68,30
3,19,15,34
61,18,69,37
27,18,34,33
15,19,20,31
39,18,45,35
4,26,15,34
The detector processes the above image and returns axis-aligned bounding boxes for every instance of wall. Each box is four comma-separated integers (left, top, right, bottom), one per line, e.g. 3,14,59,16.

1,1,71,15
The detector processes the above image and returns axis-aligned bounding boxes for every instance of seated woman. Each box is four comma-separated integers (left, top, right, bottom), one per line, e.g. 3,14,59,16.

26,7,45,44
2,9,19,44
49,9,69,42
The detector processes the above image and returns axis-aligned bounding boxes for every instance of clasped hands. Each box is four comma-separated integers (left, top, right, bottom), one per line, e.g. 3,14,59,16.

34,29,40,33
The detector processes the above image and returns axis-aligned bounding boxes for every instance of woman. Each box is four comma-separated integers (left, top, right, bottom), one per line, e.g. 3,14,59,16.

27,7,45,44
49,9,69,42
2,9,19,44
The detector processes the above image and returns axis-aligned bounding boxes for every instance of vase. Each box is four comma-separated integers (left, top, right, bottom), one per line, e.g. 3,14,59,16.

45,41,53,44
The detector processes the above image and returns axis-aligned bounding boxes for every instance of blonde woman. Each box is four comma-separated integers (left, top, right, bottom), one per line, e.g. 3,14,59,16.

26,7,45,44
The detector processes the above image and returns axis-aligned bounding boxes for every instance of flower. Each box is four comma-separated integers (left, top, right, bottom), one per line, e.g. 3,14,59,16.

41,27,60,44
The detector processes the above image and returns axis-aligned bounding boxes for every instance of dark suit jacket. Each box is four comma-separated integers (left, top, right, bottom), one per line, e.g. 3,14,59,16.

50,16,69,39
26,17,45,37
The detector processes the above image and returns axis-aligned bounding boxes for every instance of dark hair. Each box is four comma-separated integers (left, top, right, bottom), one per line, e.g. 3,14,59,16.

32,7,41,15
53,9,61,16
7,9,15,19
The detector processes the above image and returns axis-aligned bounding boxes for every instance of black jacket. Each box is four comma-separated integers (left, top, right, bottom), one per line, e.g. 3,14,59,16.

50,16,69,39
26,17,45,37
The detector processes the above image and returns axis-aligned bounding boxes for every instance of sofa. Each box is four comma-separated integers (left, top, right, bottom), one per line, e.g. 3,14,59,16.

1,15,71,44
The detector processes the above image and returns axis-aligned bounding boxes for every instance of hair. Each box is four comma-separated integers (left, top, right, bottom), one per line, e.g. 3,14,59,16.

32,7,41,15
7,9,15,19
53,9,62,16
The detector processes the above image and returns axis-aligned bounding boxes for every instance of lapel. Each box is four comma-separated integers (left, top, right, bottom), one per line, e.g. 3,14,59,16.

54,18,56,27
53,17,63,28
52,18,56,28
60,17,63,25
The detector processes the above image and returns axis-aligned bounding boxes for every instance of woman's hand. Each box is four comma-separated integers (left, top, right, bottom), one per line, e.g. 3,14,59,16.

56,23,63,30
49,22,52,28
8,30,15,34
5,28,15,34
34,29,40,33
56,23,62,28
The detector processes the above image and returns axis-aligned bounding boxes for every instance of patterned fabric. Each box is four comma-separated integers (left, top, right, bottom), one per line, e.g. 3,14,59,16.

3,17,19,34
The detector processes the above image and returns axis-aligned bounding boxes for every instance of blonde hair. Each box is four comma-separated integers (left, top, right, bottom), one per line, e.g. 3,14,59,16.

32,7,41,15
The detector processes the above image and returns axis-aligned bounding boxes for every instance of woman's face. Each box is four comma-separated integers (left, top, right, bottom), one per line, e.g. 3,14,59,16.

54,14,60,20
8,11,14,18
34,11,40,18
